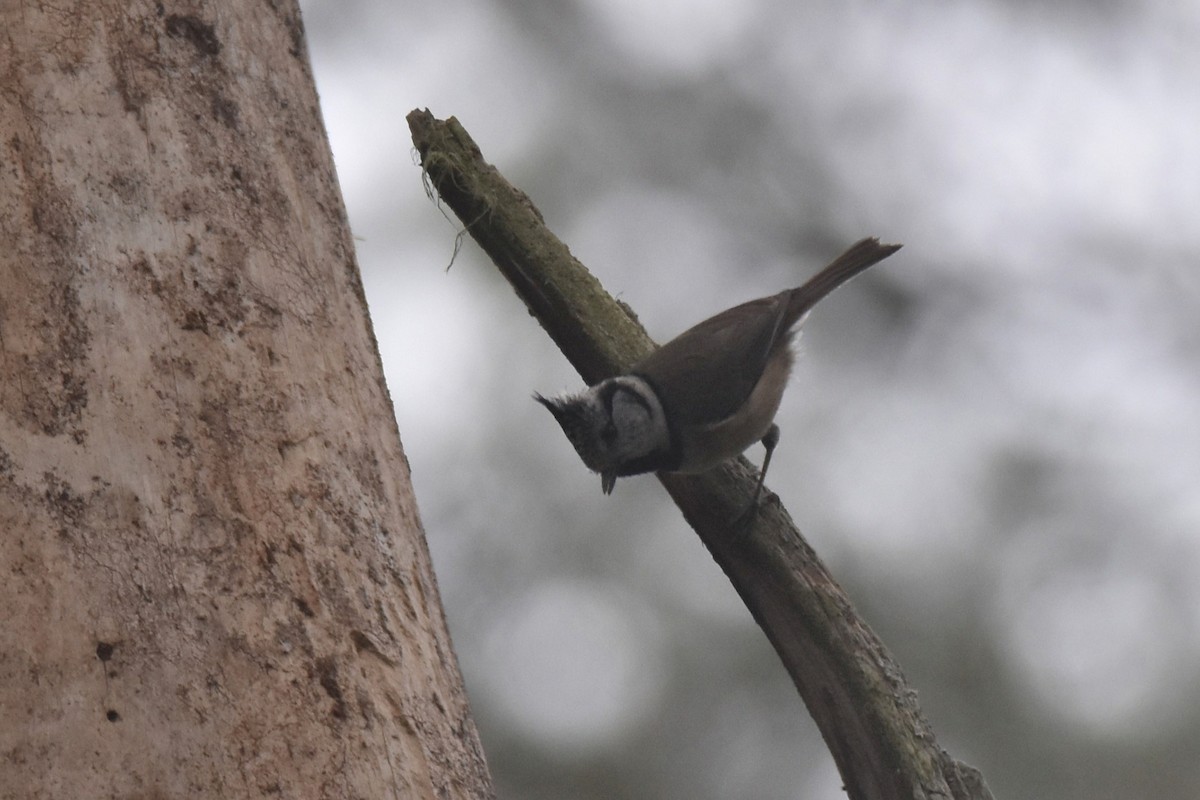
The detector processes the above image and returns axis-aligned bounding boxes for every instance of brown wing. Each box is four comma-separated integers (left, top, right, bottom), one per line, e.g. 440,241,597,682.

632,292,791,426
632,238,902,428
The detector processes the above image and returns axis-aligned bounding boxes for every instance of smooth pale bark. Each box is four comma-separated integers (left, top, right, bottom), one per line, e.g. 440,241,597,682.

0,4,492,798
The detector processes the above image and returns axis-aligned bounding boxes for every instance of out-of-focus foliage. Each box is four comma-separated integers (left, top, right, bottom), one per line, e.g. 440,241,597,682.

301,0,1200,797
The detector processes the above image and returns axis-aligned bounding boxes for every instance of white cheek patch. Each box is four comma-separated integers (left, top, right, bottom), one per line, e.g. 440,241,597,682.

607,377,671,458
611,394,650,431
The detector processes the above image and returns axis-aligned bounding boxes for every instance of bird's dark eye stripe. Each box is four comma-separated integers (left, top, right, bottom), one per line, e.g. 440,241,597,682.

624,389,653,413
597,381,622,414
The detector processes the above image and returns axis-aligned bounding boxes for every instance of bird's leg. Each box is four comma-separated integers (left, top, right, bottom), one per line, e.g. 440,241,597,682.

735,423,780,532
752,423,780,508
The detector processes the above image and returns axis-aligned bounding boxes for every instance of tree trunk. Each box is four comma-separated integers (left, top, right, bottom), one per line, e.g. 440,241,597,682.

0,3,492,798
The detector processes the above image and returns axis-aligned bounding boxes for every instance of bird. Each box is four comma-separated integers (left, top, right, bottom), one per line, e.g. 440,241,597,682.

535,237,901,508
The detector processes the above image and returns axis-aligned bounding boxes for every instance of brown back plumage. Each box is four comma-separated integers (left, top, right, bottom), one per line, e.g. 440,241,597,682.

632,237,901,427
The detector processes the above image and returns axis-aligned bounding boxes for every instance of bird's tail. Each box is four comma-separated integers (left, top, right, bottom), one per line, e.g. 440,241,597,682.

784,237,902,327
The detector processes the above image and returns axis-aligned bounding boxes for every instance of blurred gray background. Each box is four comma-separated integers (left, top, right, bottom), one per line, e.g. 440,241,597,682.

297,0,1200,797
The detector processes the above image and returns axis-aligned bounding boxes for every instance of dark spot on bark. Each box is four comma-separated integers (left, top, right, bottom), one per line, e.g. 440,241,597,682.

315,657,347,720
350,629,373,653
171,433,193,456
44,472,85,535
165,15,221,57
260,540,277,569
106,709,120,722
96,641,115,661
294,597,314,618
212,94,239,128
351,630,397,667
182,309,208,333
275,4,307,60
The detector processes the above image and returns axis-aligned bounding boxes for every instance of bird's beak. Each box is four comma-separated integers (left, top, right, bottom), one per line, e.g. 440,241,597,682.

601,472,616,494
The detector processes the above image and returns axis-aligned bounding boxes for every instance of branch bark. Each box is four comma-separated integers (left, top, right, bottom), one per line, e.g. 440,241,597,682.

408,108,992,800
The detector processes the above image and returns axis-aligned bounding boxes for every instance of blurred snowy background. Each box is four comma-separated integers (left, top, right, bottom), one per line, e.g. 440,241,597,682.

297,0,1200,797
